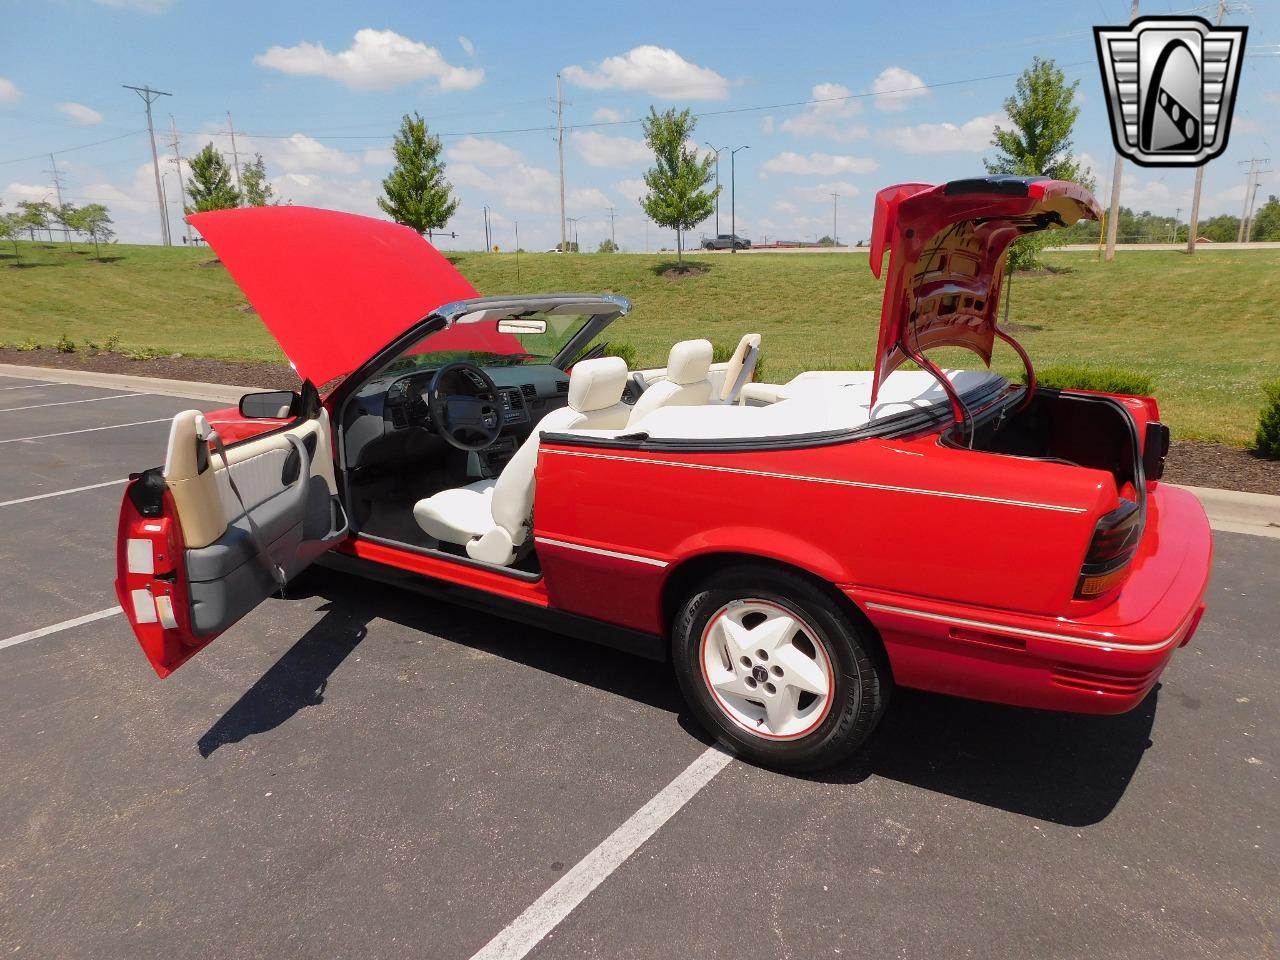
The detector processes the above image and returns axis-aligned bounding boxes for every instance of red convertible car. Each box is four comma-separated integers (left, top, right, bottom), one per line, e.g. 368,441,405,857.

115,175,1212,771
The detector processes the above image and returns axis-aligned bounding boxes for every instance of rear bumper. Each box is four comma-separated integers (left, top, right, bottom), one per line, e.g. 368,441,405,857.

846,485,1213,715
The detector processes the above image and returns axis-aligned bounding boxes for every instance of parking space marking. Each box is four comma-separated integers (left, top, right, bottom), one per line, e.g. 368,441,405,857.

469,745,734,960
0,606,123,652
0,382,57,391
0,392,146,413
0,417,170,445
0,478,128,508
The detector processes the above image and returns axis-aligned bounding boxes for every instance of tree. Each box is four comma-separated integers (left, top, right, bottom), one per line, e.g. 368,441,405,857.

240,153,277,207
985,57,1093,270
640,106,718,269
1250,195,1280,242
1198,214,1241,244
54,202,81,250
186,142,240,213
0,203,23,265
597,238,618,253
17,201,54,242
816,235,836,247
71,204,114,260
378,112,458,236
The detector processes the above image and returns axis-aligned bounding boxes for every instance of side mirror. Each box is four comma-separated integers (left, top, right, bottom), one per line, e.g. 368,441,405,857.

239,390,301,420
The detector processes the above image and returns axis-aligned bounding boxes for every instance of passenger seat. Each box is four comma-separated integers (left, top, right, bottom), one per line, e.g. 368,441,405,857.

626,339,714,428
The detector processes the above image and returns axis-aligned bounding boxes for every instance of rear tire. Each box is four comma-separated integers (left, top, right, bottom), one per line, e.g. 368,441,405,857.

671,565,890,772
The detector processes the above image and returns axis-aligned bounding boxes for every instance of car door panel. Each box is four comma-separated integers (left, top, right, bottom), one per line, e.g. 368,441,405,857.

117,407,348,677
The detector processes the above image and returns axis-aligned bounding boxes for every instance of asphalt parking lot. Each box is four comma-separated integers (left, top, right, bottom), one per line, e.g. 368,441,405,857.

0,370,1276,960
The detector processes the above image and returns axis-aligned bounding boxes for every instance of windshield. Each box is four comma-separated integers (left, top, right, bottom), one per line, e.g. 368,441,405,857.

378,311,592,375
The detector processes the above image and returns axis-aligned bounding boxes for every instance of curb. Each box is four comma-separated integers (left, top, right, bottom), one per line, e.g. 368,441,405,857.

0,362,259,405
1171,485,1280,540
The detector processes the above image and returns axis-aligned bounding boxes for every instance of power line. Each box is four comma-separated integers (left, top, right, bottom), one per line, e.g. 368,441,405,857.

0,129,146,166
123,83,171,246
554,74,567,254
168,114,190,243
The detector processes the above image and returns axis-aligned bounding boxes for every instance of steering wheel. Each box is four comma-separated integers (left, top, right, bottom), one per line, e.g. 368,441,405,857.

426,361,503,451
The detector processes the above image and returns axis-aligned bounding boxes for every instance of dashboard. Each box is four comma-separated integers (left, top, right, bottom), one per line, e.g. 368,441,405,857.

341,363,574,471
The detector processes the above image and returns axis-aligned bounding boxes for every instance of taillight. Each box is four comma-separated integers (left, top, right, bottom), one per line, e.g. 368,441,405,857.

1076,498,1142,598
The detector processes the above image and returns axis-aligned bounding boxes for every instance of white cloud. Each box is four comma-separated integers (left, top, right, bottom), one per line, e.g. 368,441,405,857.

592,107,623,123
761,115,775,134
458,35,475,56
880,112,1005,153
780,83,867,142
451,160,559,213
1266,93,1280,105
615,178,648,202
255,28,485,92
563,46,728,100
91,0,173,11
761,151,878,176
872,66,928,112
1234,118,1263,134
3,182,52,203
0,77,19,103
571,130,650,168
363,147,393,166
448,135,524,168
270,133,359,174
58,102,103,125
569,186,612,209
788,180,862,203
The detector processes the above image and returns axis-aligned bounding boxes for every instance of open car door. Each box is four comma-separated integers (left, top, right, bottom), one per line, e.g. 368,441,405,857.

114,394,348,677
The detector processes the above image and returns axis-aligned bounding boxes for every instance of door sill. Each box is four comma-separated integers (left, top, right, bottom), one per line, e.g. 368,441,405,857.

353,532,544,583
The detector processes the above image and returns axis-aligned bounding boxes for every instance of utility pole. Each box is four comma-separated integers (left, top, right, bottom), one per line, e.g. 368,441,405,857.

167,115,190,243
123,83,172,245
705,143,726,235
1188,0,1230,255
1173,207,1182,242
1236,159,1270,242
831,192,840,246
606,206,617,248
43,154,68,243
1105,0,1141,262
566,216,579,252
483,205,491,251
554,74,567,253
225,110,243,201
730,145,749,253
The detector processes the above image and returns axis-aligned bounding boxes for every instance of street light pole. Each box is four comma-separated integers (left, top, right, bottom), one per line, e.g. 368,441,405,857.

705,142,726,236
730,145,749,253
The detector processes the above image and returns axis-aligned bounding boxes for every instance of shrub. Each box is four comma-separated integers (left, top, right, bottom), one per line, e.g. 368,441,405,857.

125,345,166,361
1023,364,1154,397
1255,379,1280,460
104,332,121,351
83,338,100,351
16,337,40,351
55,333,76,353
601,341,638,369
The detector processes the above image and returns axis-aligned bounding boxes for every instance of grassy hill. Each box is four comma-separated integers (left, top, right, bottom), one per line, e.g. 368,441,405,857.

2,240,1277,446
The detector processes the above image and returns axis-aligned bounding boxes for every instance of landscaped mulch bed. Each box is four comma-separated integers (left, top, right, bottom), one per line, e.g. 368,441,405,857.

3,349,1277,495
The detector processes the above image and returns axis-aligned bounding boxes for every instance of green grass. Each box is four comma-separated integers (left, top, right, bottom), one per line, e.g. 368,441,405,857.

1024,365,1156,397
3,240,1278,446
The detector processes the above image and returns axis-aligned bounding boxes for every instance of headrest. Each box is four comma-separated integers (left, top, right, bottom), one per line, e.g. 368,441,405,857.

568,356,629,413
667,339,713,385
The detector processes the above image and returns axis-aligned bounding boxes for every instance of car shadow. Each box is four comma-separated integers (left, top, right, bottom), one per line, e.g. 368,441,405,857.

811,686,1159,827
198,570,1156,826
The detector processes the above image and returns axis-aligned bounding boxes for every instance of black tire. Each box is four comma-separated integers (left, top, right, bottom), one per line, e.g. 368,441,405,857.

671,565,890,772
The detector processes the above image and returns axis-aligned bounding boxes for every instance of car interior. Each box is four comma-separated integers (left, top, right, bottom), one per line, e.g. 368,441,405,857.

336,298,1008,574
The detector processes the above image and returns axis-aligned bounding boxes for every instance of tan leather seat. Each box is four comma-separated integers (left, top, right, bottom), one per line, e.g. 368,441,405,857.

413,356,631,565
626,339,714,428
719,333,762,404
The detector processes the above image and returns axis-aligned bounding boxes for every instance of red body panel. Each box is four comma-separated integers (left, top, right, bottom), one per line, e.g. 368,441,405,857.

190,206,478,386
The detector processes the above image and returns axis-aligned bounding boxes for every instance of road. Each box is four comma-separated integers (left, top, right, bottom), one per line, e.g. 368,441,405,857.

0,370,1275,959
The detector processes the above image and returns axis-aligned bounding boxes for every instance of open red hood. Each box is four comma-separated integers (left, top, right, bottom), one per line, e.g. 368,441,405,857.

868,176,1101,405
189,206,479,386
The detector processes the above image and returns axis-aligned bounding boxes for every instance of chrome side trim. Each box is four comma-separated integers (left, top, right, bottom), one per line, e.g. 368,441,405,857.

535,536,669,568
865,601,1193,653
542,448,1087,514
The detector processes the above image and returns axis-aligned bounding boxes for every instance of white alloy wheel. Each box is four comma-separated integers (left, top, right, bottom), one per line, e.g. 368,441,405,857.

698,598,836,740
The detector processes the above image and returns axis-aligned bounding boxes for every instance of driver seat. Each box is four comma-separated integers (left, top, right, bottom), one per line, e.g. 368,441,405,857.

412,357,632,566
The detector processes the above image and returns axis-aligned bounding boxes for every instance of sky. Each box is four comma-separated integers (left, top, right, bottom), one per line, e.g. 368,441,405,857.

1,0,1277,252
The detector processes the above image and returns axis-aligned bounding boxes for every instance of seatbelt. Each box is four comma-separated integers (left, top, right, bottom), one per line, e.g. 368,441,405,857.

208,430,288,593
725,345,759,405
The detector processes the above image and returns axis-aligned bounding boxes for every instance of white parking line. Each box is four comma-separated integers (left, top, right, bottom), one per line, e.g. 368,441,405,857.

469,745,734,960
0,418,170,444
0,478,128,508
0,606,123,652
0,382,57,391
0,392,146,413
